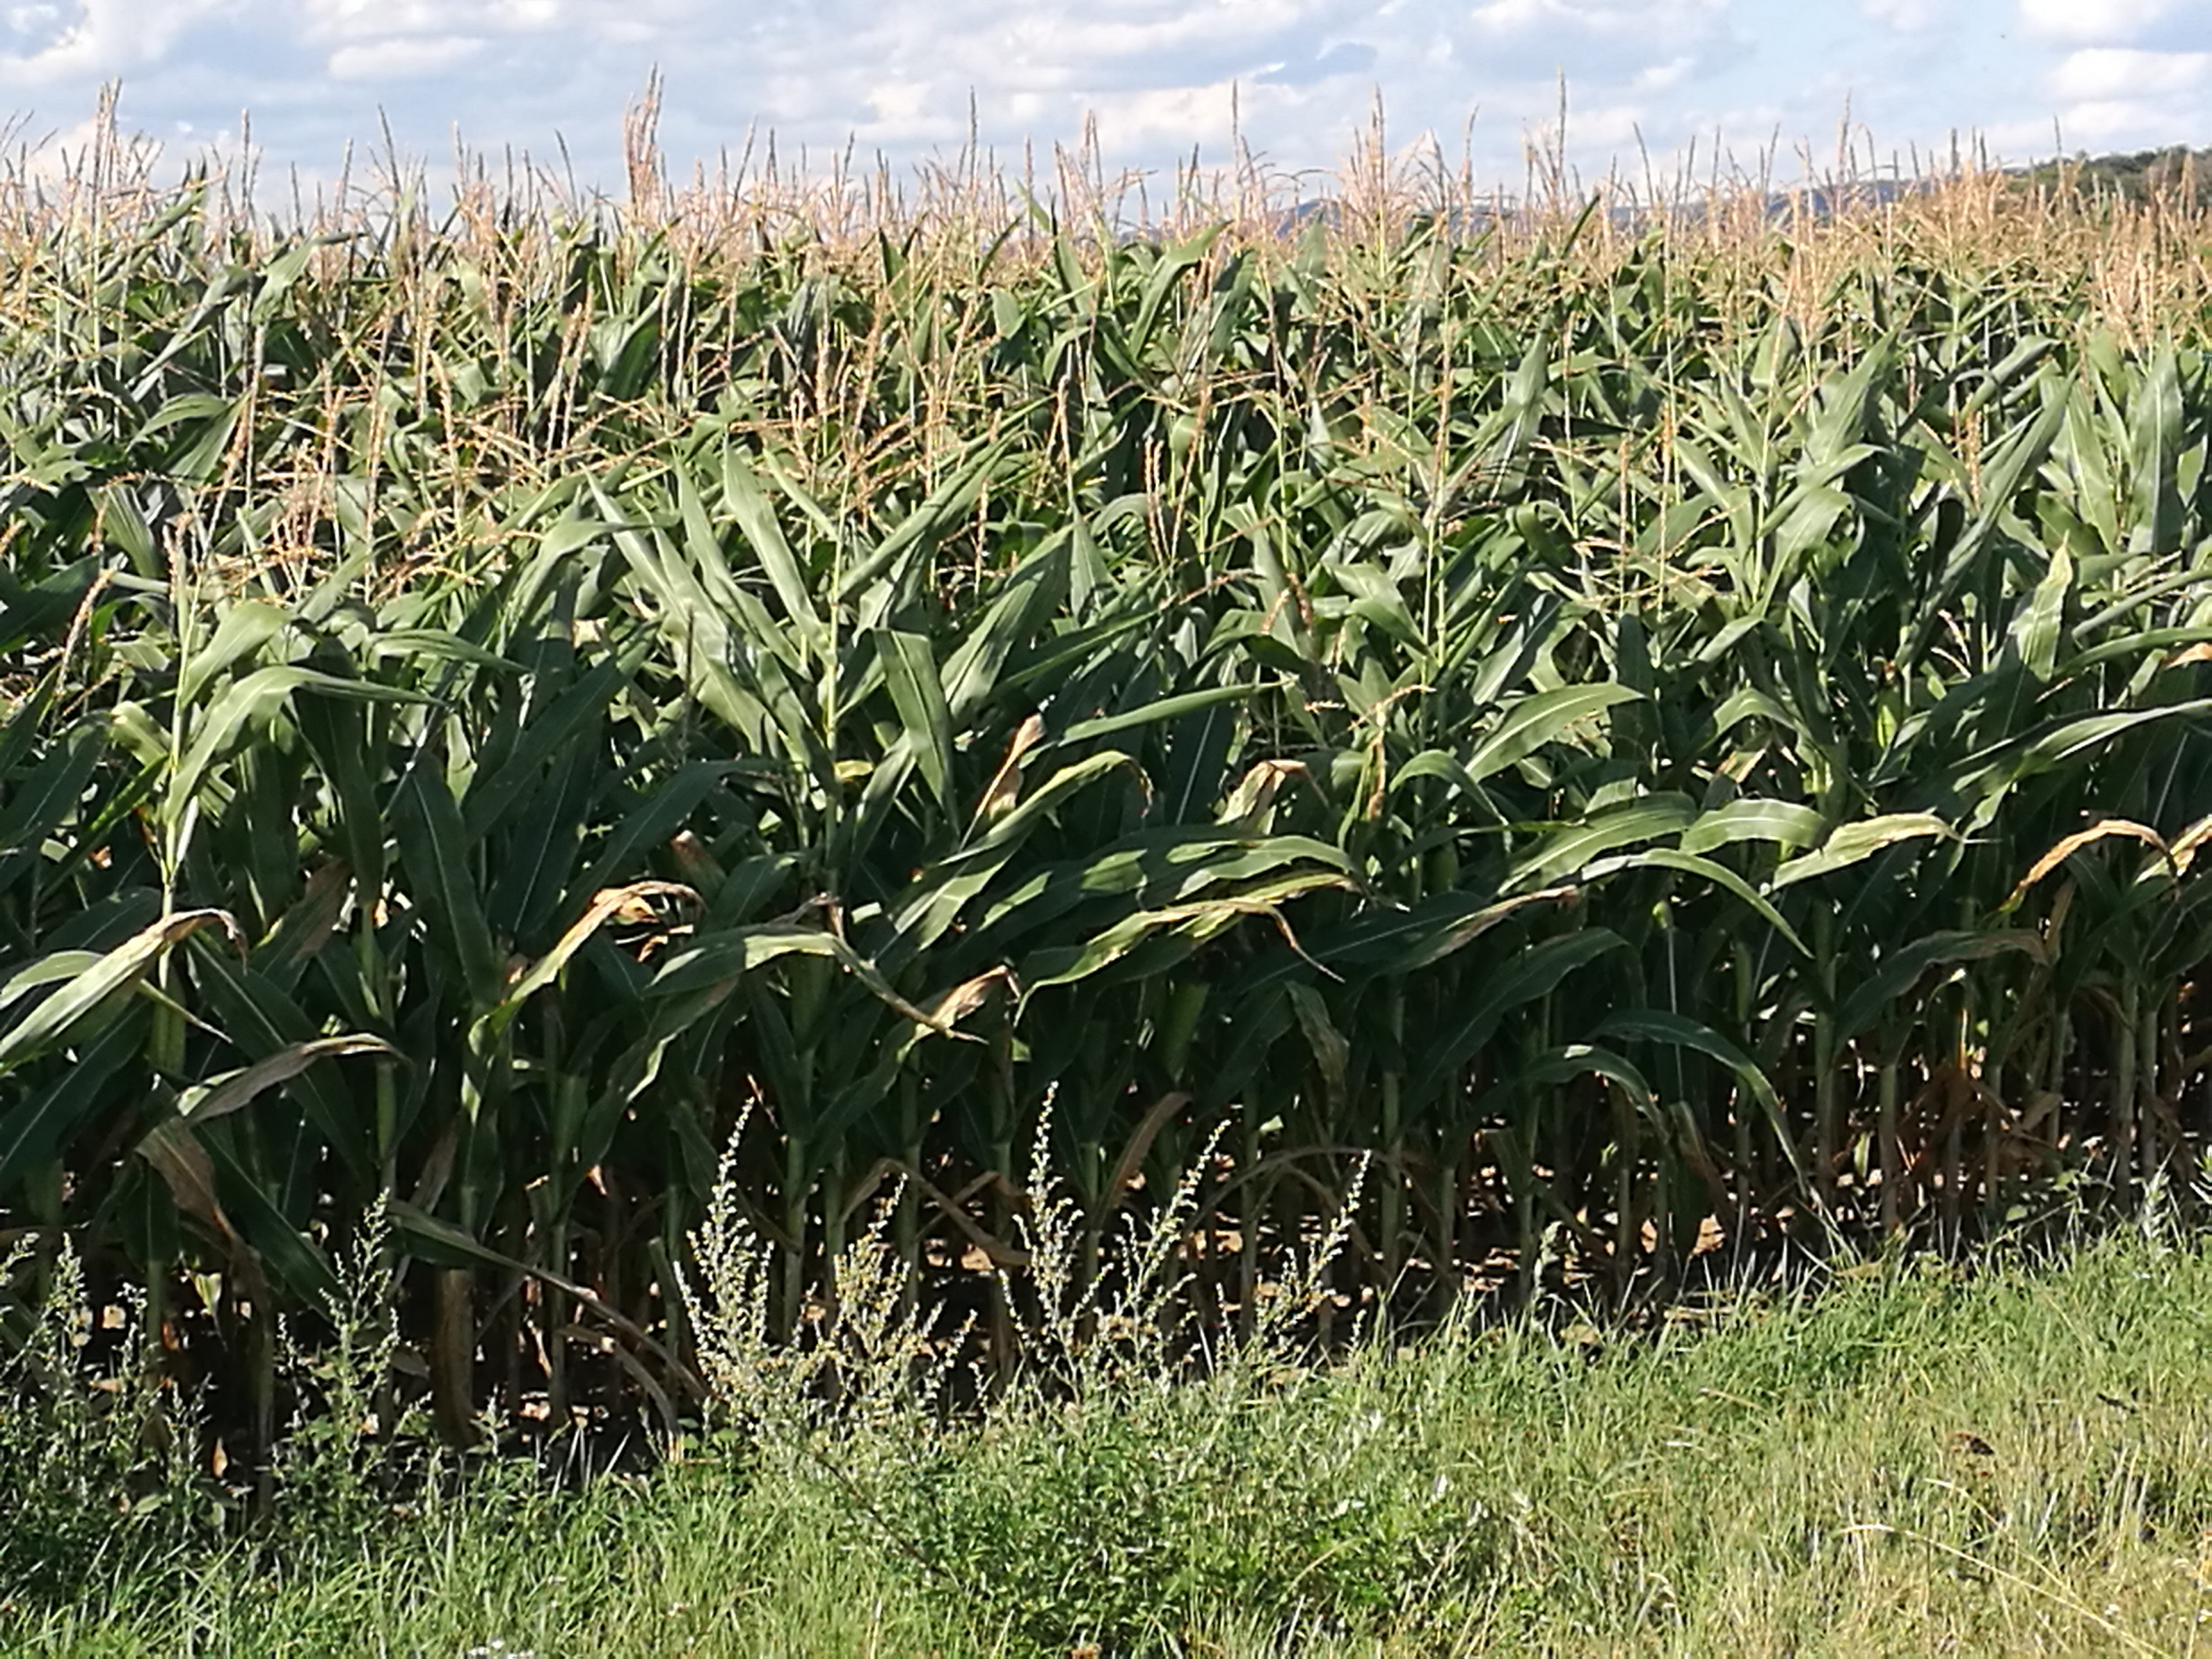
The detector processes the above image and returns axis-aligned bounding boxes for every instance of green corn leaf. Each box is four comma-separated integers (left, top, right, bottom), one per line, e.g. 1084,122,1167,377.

1593,1009,1805,1184
178,1034,401,1124
0,720,108,896
0,909,242,1078
570,762,740,902
395,766,503,1009
1771,813,1954,889
1129,224,1223,358
960,746,1136,858
2129,341,2186,557
1418,928,1630,1093
1903,380,2069,668
1956,698,2212,799
1061,682,1258,745
170,667,425,821
198,1125,344,1307
1680,799,1826,855
478,880,696,1039
369,629,525,672
484,727,602,945
648,925,950,1034
1466,684,1644,783
292,683,387,895
0,1009,146,1196
1284,981,1351,1113
177,599,289,705
0,951,105,1012
459,657,627,844
940,534,1071,723
150,392,243,483
833,429,1020,602
1018,866,1349,995
1585,847,1809,956
1507,796,1697,891
1313,885,1579,976
386,1200,698,1388
1513,1043,1655,1105
187,942,379,1180
2013,537,2073,681
876,628,957,811
1834,929,2045,1040
718,446,822,637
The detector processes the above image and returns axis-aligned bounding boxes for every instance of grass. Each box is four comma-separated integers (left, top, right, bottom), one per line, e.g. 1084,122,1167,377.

11,1222,2212,1655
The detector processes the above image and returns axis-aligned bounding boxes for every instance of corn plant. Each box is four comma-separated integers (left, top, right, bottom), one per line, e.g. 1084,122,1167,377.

4,131,2212,1452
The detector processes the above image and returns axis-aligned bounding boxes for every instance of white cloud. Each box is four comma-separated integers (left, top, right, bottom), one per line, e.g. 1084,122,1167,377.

16,108,131,176
0,0,1720,194
303,0,561,35
1863,0,1944,28
0,0,229,86
0,0,2182,220
1634,55,1695,91
2017,0,2209,46
2051,46,2212,100
2047,98,2177,145
2011,9,2212,157
327,35,485,80
1464,0,1730,72
1058,80,1248,155
2,3,80,55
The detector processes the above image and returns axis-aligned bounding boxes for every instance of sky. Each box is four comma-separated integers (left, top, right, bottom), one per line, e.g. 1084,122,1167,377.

0,0,2206,206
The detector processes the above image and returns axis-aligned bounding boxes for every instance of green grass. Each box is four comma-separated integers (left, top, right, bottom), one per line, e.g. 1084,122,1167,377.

13,1225,2212,1655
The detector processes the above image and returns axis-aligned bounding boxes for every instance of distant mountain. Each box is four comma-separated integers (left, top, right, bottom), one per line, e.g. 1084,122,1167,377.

2009,145,2212,207
1183,146,2208,242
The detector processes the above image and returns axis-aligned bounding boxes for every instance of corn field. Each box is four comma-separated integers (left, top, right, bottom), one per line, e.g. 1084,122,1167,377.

6,117,2212,1453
